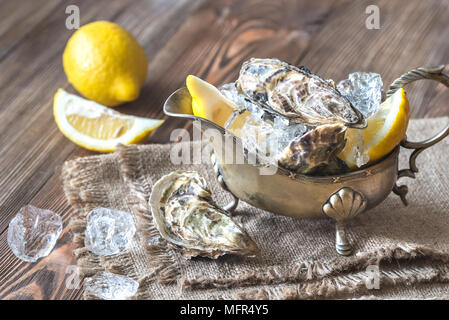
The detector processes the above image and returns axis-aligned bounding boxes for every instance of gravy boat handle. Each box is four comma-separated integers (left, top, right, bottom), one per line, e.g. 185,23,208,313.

387,65,449,205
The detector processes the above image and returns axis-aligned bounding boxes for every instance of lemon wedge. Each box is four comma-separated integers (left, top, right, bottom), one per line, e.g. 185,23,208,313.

53,89,164,152
186,75,235,127
339,88,410,169
186,75,250,135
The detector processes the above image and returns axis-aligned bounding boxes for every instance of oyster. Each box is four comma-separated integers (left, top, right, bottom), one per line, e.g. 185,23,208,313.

277,124,349,175
236,58,366,128
149,171,258,259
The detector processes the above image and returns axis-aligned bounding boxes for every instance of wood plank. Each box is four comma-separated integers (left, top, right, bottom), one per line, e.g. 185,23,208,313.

296,0,449,119
0,0,130,235
0,0,204,300
0,0,200,298
0,0,62,61
0,0,339,299
138,0,340,142
0,162,85,300
0,0,201,235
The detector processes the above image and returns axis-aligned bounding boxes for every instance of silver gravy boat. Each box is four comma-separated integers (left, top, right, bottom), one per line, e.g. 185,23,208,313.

164,66,449,256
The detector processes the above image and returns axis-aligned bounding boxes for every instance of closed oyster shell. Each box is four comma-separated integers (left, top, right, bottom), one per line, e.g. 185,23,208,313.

277,124,348,175
236,58,366,128
149,171,258,259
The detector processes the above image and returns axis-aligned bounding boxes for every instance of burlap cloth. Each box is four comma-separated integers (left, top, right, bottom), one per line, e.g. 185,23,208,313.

62,117,449,300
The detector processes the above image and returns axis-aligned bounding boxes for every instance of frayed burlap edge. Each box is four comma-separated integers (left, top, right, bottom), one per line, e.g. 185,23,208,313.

181,244,449,293
234,261,449,300
62,155,140,300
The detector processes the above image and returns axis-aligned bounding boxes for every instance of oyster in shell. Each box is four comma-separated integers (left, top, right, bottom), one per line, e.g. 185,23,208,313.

277,124,348,175
236,58,366,128
149,171,258,259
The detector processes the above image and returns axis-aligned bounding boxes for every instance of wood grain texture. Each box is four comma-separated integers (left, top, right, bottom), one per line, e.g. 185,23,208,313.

0,0,62,61
0,0,448,300
297,0,449,119
0,0,204,300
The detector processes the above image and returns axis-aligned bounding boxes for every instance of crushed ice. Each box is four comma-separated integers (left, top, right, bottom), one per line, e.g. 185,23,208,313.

84,272,139,300
337,72,383,118
84,207,136,256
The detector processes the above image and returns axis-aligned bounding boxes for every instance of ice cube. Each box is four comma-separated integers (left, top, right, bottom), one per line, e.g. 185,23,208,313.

353,129,370,167
337,72,383,118
7,205,63,262
272,116,308,151
220,83,261,114
337,72,382,167
84,207,136,256
84,272,139,300
240,111,308,162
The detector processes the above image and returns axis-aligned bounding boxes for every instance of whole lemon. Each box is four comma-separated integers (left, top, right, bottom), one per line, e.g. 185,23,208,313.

63,21,147,107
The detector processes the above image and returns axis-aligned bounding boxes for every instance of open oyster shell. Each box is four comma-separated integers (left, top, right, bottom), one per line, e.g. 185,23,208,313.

149,171,259,259
277,124,348,175
236,58,366,128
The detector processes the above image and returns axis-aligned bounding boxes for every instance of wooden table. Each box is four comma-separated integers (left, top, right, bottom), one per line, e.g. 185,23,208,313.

0,0,448,300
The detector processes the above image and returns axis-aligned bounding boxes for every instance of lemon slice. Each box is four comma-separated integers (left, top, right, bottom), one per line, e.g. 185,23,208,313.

186,75,250,136
54,89,164,152
339,88,410,169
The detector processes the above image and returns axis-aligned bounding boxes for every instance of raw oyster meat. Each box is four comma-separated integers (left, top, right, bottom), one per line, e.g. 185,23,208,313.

236,58,366,128
277,124,349,175
149,171,258,259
